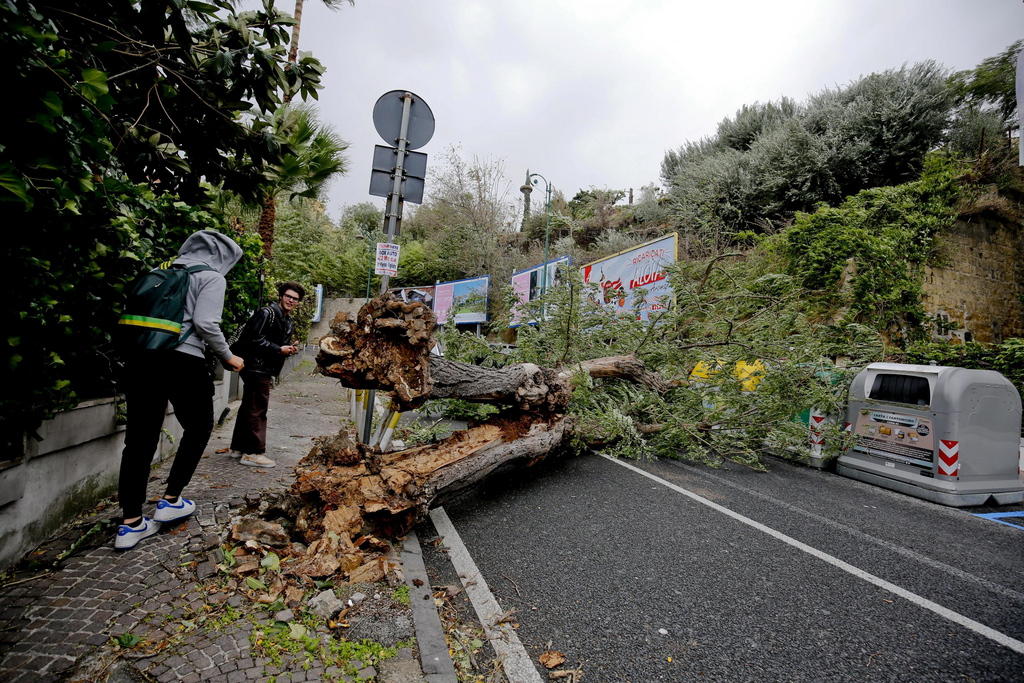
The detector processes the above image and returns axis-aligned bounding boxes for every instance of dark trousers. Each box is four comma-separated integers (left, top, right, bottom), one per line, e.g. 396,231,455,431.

118,352,213,519
230,372,273,454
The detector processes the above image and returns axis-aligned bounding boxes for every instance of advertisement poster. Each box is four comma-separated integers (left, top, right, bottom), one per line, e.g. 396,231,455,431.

433,276,489,325
374,242,400,276
580,233,678,321
510,256,570,327
388,285,436,308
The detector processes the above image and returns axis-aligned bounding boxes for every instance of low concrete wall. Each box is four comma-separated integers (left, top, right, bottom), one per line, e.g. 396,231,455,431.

308,297,367,344
0,372,237,569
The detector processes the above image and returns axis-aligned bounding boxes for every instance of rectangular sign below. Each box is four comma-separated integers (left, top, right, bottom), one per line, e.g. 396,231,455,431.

374,242,400,277
369,145,427,204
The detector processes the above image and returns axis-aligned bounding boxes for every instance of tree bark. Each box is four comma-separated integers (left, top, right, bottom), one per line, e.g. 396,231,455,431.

257,192,276,260
287,0,304,66
316,294,664,411
237,294,667,583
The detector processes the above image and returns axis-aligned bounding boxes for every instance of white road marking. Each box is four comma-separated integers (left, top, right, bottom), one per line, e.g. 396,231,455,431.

677,462,1024,604
429,507,543,683
599,452,1024,656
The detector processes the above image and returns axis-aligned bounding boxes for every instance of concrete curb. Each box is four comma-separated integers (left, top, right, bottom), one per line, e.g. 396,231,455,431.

401,530,458,682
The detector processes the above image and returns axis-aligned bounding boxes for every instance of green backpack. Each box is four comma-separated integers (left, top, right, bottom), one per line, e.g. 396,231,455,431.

118,263,212,351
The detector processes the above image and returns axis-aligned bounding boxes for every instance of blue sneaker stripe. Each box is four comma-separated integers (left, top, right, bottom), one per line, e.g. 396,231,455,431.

157,497,192,510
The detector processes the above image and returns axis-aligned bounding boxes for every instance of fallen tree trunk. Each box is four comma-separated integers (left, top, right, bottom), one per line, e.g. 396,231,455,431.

234,294,667,584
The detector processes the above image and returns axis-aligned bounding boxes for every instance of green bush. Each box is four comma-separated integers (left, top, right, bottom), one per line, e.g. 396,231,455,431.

903,338,1024,400
783,154,965,338
0,0,317,450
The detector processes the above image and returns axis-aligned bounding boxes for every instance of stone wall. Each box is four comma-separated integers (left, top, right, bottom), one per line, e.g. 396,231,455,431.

922,217,1024,344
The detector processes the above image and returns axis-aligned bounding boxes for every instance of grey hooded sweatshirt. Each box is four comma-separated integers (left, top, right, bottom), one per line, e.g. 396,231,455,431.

172,230,243,362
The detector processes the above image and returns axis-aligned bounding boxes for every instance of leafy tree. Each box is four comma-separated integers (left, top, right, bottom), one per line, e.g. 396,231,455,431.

254,104,348,259
948,40,1023,126
715,98,798,151
267,198,338,284
662,61,954,247
401,146,520,288
802,61,952,195
0,0,325,451
452,253,879,469
630,184,671,227
946,41,1022,185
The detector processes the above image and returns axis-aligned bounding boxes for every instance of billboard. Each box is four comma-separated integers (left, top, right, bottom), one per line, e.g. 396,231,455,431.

510,256,570,327
433,276,490,325
580,233,678,321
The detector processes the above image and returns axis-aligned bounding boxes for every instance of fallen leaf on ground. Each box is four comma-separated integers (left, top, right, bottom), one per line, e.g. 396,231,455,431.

215,448,230,454
539,650,566,669
285,586,305,606
245,576,268,591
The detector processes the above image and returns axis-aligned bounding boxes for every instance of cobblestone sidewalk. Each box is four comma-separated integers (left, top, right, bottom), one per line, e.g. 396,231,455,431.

0,358,427,682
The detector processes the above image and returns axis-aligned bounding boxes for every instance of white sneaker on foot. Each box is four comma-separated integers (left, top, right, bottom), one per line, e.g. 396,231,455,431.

227,449,243,459
240,453,276,468
114,517,160,550
152,496,196,523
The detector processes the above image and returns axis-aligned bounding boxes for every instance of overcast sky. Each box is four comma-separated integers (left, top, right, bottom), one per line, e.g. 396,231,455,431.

271,0,1021,221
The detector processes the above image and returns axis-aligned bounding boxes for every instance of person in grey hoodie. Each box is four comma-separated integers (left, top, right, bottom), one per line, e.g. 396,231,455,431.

115,230,245,550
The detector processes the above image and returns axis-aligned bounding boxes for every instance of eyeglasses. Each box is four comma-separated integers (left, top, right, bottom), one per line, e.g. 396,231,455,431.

282,294,301,302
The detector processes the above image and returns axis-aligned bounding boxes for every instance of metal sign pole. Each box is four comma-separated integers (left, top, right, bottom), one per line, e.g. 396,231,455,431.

362,93,414,443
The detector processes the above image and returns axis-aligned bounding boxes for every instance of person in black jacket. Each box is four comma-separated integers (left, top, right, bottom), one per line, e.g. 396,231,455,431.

229,281,304,467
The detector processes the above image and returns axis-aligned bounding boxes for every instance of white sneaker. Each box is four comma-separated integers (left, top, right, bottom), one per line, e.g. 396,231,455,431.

240,453,276,468
228,449,243,459
114,517,160,550
152,496,196,523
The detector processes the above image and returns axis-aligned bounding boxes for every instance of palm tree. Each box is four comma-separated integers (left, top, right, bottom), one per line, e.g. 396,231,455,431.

287,0,354,69
255,104,349,260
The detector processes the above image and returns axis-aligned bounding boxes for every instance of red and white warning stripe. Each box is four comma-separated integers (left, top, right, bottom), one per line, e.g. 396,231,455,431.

938,439,960,476
809,411,826,454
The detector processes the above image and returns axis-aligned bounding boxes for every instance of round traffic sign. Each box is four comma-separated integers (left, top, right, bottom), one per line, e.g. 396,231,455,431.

372,90,435,151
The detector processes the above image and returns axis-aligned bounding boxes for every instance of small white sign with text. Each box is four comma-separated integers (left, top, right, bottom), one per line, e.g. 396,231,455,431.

374,242,400,277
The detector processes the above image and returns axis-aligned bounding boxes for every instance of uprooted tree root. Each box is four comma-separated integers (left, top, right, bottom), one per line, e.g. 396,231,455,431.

229,293,665,584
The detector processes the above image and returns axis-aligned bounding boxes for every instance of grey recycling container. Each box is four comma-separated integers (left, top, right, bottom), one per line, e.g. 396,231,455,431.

838,362,1023,507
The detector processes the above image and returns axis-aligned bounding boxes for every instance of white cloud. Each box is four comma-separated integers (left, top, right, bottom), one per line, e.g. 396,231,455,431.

248,0,1022,218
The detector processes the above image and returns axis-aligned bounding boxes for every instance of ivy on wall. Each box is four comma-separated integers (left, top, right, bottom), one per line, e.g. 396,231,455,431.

782,154,966,340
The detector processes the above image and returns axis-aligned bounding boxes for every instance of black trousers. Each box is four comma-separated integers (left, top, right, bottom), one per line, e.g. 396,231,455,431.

118,351,213,519
230,372,273,454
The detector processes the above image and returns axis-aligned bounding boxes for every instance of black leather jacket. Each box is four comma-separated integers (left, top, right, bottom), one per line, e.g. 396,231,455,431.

232,302,294,376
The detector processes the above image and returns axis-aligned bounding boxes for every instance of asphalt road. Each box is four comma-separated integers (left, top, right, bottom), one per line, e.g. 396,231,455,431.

423,452,1024,682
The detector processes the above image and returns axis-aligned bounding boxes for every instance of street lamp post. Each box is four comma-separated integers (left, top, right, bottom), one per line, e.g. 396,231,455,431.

527,172,552,302
353,231,374,298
